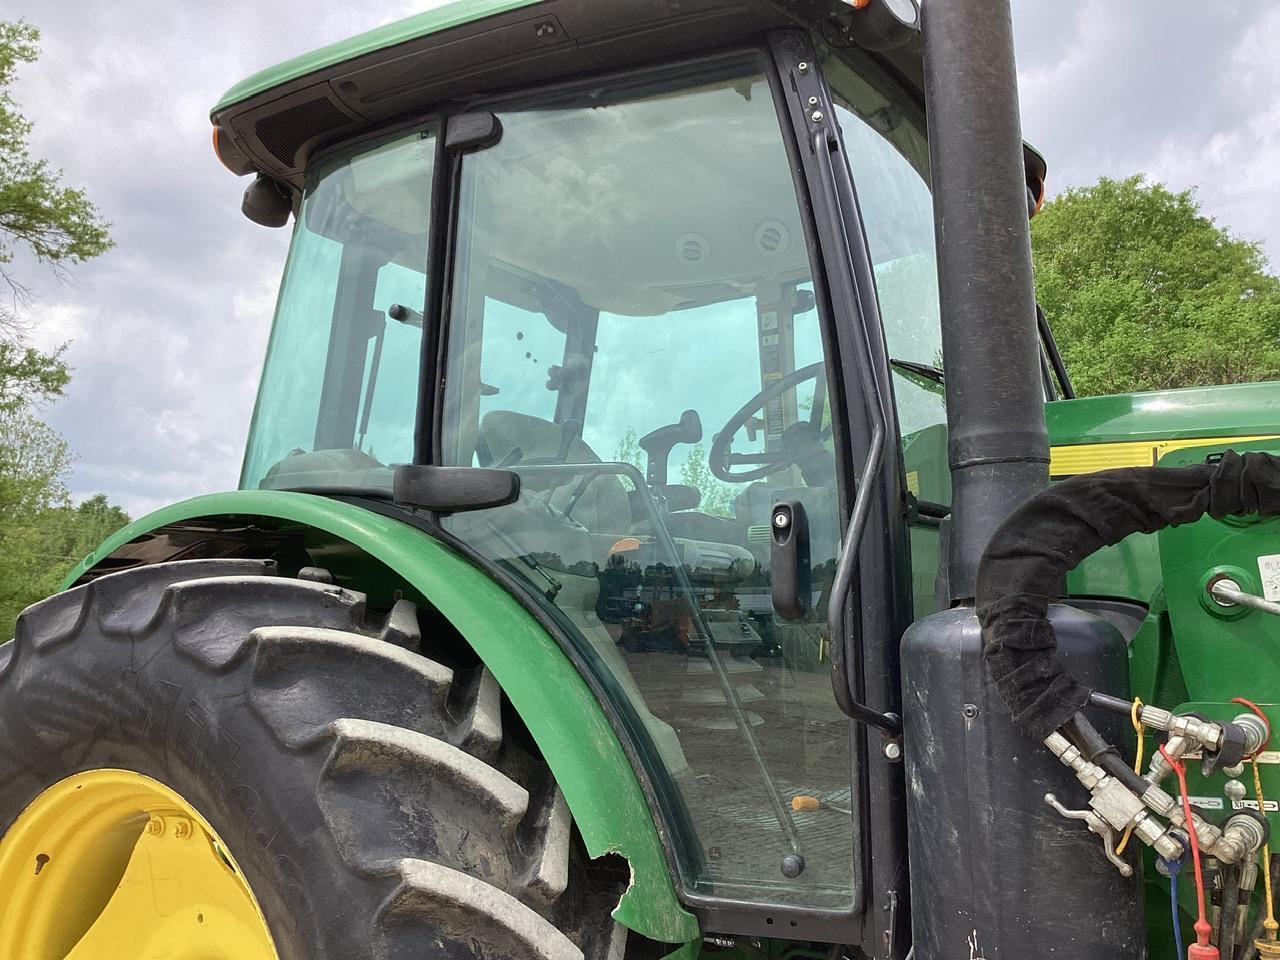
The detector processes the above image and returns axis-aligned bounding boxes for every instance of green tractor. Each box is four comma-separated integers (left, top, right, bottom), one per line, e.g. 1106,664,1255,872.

2,1,1279,958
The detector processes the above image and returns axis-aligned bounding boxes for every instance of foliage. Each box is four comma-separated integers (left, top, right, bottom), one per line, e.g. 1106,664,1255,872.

1031,175,1280,396
0,21,113,308
0,20,126,636
0,339,67,411
678,443,735,517
0,19,112,410
0,411,131,637
614,428,737,515
612,427,643,490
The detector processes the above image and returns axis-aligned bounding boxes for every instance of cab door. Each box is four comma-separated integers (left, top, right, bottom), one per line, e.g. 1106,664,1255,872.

431,45,884,938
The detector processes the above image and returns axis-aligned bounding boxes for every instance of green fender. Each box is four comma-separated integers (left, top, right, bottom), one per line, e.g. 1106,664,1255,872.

60,490,699,944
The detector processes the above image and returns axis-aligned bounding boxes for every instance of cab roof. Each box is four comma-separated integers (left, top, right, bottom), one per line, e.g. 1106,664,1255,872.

209,0,924,189
213,0,544,116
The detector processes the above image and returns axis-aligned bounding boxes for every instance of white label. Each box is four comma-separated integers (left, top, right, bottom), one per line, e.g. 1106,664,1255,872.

760,311,778,331
1258,750,1280,765
1258,554,1280,601
1232,798,1280,812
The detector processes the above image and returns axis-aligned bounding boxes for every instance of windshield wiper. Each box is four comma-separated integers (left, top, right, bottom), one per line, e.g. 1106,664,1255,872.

890,357,944,384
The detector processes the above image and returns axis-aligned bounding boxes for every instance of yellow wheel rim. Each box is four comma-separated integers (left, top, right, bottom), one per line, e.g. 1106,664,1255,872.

0,769,279,960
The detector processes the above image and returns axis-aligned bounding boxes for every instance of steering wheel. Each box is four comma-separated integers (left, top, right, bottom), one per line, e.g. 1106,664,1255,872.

708,361,830,482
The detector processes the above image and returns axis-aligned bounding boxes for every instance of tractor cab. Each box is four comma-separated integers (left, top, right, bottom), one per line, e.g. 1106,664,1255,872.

9,2,1279,959
234,35,943,919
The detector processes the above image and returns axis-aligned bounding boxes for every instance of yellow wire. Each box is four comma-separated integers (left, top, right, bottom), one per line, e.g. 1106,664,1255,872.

1116,697,1145,856
1250,755,1278,942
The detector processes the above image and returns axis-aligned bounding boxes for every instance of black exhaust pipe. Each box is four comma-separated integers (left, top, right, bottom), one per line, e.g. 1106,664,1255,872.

923,0,1049,603
900,2,1143,957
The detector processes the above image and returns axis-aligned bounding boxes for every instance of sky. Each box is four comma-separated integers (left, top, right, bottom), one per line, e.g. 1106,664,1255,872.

6,0,1279,518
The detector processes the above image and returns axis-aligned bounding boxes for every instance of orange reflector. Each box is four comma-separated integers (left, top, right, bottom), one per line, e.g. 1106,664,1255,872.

792,795,821,812
212,124,253,176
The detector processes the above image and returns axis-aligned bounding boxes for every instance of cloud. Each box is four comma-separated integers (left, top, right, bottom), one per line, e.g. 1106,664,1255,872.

5,0,1277,520
9,0,423,516
1012,0,1278,266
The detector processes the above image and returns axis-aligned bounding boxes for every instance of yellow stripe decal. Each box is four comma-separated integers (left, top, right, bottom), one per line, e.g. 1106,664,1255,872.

1050,434,1280,477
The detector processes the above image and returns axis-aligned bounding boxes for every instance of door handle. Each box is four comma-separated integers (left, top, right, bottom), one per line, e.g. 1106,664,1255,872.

771,501,811,620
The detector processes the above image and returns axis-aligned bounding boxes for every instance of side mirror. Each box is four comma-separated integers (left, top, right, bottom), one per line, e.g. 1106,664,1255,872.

242,174,293,228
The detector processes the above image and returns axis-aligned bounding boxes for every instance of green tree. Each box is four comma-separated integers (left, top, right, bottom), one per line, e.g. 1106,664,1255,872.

0,410,71,635
0,19,112,403
0,411,131,636
0,20,125,636
1031,175,1280,396
678,443,735,517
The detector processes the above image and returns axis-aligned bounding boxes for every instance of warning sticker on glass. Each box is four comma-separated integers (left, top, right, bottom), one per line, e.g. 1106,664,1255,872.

1258,554,1280,601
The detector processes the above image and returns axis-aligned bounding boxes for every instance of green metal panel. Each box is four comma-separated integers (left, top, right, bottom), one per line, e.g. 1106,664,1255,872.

1047,381,1280,607
61,490,699,945
1065,535,1161,605
1156,439,1280,705
1046,381,1280,445
212,0,544,115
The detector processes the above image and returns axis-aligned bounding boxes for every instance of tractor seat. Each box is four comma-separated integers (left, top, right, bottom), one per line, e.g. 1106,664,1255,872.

477,411,754,578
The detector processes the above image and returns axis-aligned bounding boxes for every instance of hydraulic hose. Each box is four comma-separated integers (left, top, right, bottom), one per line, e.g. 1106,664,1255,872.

976,450,1280,740
1220,862,1242,960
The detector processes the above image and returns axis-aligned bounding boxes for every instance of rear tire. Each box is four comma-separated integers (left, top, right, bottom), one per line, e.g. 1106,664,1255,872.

0,559,626,960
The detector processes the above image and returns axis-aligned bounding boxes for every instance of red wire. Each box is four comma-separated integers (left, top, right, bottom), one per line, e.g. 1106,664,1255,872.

1231,696,1272,756
1160,743,1212,948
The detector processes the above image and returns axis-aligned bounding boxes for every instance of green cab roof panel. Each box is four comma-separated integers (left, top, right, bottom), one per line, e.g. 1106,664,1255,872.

207,0,800,187
213,0,543,115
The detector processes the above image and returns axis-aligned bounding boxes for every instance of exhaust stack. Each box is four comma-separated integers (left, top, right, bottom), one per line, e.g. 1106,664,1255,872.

900,3,1143,958
922,0,1049,602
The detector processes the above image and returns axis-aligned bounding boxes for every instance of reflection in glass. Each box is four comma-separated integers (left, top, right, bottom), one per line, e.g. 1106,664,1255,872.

441,61,854,908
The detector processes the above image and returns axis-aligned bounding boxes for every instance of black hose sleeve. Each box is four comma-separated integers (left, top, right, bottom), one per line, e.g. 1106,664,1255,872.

1239,851,1280,960
976,450,1280,740
1220,863,1241,960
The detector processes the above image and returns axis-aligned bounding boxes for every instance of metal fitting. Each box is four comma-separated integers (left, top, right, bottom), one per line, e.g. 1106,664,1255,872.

1044,731,1106,790
1217,813,1268,864
1211,578,1280,619
1090,777,1147,833
1235,713,1271,756
1145,708,1225,752
1133,816,1186,862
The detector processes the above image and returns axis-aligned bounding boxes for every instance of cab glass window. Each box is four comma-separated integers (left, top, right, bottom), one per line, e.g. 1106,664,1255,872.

241,128,435,491
439,59,854,910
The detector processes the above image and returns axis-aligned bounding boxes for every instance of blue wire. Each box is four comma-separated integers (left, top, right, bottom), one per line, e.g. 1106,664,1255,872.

1170,868,1185,959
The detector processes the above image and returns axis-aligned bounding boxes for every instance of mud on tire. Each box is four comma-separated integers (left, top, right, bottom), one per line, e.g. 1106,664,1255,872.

0,559,627,960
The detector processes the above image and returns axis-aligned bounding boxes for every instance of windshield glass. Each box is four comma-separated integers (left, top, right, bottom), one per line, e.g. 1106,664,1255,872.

440,59,854,909
241,127,436,491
